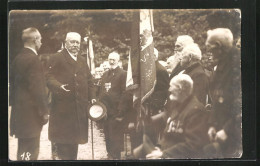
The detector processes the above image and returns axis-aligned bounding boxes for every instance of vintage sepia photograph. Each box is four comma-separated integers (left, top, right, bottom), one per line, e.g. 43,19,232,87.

8,9,242,160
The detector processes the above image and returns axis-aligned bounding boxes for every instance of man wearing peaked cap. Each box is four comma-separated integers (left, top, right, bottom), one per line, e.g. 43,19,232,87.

46,32,96,160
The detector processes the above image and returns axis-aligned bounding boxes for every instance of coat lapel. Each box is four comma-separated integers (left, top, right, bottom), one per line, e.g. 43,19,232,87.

75,56,86,74
63,49,77,66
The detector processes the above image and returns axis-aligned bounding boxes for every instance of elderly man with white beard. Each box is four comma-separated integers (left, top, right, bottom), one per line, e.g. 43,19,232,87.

178,43,209,105
133,74,209,159
98,52,127,159
168,35,194,79
203,28,242,158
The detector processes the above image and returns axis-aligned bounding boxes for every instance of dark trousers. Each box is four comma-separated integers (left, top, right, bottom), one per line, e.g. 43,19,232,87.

133,134,156,158
55,143,78,160
104,118,124,159
17,136,40,160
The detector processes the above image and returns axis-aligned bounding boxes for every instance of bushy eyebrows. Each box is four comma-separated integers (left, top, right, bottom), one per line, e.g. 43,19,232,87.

68,40,80,43
69,40,80,42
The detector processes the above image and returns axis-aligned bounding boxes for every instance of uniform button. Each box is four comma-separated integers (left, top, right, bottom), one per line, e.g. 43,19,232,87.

74,74,77,77
218,97,224,103
76,83,79,86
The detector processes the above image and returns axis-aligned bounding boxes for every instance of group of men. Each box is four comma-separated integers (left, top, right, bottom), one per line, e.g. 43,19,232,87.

9,26,241,160
132,29,241,159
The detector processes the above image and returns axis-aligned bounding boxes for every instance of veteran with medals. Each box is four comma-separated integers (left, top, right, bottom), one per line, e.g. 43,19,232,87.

98,52,127,159
134,74,209,159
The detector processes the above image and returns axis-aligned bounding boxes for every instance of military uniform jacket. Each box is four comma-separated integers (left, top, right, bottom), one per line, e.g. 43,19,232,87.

158,96,209,158
9,48,49,138
46,49,95,144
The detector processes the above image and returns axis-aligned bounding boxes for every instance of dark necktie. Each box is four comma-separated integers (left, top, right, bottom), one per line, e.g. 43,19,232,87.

109,69,115,77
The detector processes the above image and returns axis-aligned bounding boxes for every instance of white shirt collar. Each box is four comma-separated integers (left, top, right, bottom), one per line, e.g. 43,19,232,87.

110,65,118,69
24,46,38,55
66,48,77,61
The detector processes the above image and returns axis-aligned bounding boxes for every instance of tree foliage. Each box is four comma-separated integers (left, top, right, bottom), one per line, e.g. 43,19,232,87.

9,9,241,68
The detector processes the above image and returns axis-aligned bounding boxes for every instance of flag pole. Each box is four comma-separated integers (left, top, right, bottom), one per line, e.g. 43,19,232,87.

85,36,95,160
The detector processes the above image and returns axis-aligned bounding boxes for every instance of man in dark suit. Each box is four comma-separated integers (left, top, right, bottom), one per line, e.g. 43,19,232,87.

204,28,242,157
46,32,96,160
140,48,169,146
146,48,169,115
9,27,49,160
98,52,127,159
179,43,209,105
133,74,209,159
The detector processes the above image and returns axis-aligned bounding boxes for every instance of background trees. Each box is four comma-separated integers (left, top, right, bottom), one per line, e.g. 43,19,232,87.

9,9,241,69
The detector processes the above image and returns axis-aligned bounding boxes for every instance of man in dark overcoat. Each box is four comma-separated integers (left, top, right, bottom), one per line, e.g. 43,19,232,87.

133,74,209,159
98,52,127,159
204,28,242,157
179,43,209,105
46,32,96,160
146,48,169,115
140,48,169,146
9,27,49,160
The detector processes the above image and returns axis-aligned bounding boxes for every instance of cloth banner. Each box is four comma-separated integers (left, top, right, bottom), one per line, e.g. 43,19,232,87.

126,9,156,131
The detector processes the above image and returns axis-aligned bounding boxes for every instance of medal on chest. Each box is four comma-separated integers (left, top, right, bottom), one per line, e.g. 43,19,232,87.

104,82,111,92
166,117,183,134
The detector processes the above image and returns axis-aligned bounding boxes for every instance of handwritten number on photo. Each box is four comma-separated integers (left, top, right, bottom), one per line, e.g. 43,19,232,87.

21,152,31,160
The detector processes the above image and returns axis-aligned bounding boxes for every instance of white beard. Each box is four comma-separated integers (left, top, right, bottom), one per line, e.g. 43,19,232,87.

169,94,177,101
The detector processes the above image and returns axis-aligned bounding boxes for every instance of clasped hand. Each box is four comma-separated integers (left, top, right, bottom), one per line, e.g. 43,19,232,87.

146,147,163,159
60,84,70,92
208,127,228,142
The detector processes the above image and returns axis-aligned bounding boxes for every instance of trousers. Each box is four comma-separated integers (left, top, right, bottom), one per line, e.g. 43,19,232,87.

17,136,40,160
54,143,78,160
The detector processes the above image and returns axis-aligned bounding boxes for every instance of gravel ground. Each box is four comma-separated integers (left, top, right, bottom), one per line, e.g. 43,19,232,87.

9,108,132,161
8,110,108,160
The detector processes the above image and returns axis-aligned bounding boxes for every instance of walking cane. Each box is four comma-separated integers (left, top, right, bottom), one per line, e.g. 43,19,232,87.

91,120,94,159
84,37,95,159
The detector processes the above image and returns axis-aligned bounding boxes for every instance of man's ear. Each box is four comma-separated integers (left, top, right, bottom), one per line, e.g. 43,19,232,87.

214,41,222,48
188,54,192,62
64,41,68,48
